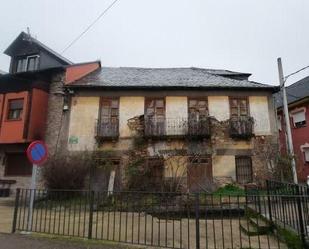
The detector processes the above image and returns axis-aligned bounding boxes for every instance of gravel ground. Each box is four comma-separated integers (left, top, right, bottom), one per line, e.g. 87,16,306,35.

0,233,147,249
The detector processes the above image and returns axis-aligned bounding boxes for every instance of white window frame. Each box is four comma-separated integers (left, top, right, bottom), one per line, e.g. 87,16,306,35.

304,148,309,163
16,55,40,73
290,108,306,128
300,143,309,163
277,115,282,131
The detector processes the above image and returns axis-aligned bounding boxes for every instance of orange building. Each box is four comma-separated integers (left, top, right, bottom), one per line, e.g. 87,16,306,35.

0,32,100,192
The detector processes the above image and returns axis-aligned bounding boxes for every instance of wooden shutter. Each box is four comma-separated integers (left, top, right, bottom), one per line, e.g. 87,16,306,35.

230,97,248,117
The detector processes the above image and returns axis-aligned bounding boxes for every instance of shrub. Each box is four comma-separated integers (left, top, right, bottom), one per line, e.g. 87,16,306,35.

41,152,92,190
213,183,245,196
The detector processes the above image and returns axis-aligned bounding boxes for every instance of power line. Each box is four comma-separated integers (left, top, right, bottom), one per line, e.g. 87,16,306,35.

284,64,309,82
61,0,120,54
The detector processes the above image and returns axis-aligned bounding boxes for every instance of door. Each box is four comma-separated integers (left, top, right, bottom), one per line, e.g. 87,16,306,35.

100,98,119,137
187,156,212,192
145,98,165,136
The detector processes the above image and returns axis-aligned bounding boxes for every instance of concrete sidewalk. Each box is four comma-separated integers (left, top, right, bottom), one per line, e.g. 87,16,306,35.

0,197,14,233
0,233,148,249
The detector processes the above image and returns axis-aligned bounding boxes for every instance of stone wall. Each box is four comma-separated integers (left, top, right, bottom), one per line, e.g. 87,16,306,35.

44,73,69,155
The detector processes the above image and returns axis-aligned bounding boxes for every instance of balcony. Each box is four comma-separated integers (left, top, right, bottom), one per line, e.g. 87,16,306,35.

96,121,119,140
144,117,211,138
229,116,254,139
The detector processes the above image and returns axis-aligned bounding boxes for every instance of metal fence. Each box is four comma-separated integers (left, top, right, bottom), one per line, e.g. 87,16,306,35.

12,189,301,249
265,180,309,243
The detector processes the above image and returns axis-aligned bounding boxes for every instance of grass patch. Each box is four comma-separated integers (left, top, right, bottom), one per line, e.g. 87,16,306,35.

276,227,304,249
213,184,245,196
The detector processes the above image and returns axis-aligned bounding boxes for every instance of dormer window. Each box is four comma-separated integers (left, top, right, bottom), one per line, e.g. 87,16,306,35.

15,55,39,73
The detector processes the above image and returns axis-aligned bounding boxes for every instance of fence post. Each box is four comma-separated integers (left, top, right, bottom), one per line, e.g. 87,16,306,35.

266,180,273,223
88,191,95,240
12,188,20,233
295,185,307,248
194,193,200,249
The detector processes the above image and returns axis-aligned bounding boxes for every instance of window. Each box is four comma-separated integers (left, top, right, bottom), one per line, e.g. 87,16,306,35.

26,55,39,71
7,99,23,120
291,110,306,128
16,58,27,73
15,55,39,73
145,98,165,119
235,156,253,184
304,148,309,163
145,98,165,136
98,98,119,137
277,115,282,131
188,98,208,119
230,97,249,117
5,153,33,176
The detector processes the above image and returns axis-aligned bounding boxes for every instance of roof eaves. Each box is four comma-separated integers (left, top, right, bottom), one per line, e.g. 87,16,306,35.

67,84,279,92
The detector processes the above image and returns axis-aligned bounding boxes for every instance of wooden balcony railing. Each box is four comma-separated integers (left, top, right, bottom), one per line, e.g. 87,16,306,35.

144,117,211,138
229,116,254,139
188,117,211,137
96,121,119,139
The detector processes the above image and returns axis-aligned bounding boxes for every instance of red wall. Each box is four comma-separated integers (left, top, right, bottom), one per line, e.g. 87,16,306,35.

27,89,49,140
65,62,100,84
0,94,4,128
0,89,49,144
278,102,309,182
0,92,29,143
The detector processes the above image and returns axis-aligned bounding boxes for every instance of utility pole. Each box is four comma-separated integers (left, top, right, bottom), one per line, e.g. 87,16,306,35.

277,58,298,184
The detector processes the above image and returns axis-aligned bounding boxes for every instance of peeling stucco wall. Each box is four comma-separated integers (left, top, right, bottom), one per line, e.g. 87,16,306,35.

249,96,271,135
119,97,144,138
68,97,99,151
208,96,230,121
212,155,236,179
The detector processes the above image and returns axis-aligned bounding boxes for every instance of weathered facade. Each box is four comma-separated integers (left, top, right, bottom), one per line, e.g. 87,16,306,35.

51,67,279,192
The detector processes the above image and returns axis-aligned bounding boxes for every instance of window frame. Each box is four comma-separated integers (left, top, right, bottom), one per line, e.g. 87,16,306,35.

303,148,309,163
98,97,120,137
235,156,253,184
15,54,40,73
144,97,166,119
229,96,250,118
188,97,209,119
7,98,24,121
277,115,282,131
290,109,306,128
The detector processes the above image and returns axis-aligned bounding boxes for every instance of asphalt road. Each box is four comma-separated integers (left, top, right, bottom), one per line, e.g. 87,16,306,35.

0,233,146,249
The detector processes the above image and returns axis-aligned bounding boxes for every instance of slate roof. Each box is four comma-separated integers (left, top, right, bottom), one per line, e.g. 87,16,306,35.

69,67,278,92
4,32,72,65
274,75,309,108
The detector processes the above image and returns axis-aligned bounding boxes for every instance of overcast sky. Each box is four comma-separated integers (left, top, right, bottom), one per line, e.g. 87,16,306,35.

1,0,309,85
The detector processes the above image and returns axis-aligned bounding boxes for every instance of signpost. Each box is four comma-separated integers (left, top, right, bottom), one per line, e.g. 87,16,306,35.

26,140,48,232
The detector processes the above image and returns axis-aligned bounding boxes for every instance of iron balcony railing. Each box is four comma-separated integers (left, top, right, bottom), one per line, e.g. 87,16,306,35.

229,116,254,139
144,117,211,138
96,121,119,139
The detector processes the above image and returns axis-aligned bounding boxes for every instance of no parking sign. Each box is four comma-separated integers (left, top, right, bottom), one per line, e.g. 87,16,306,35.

26,140,48,232
26,140,48,165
